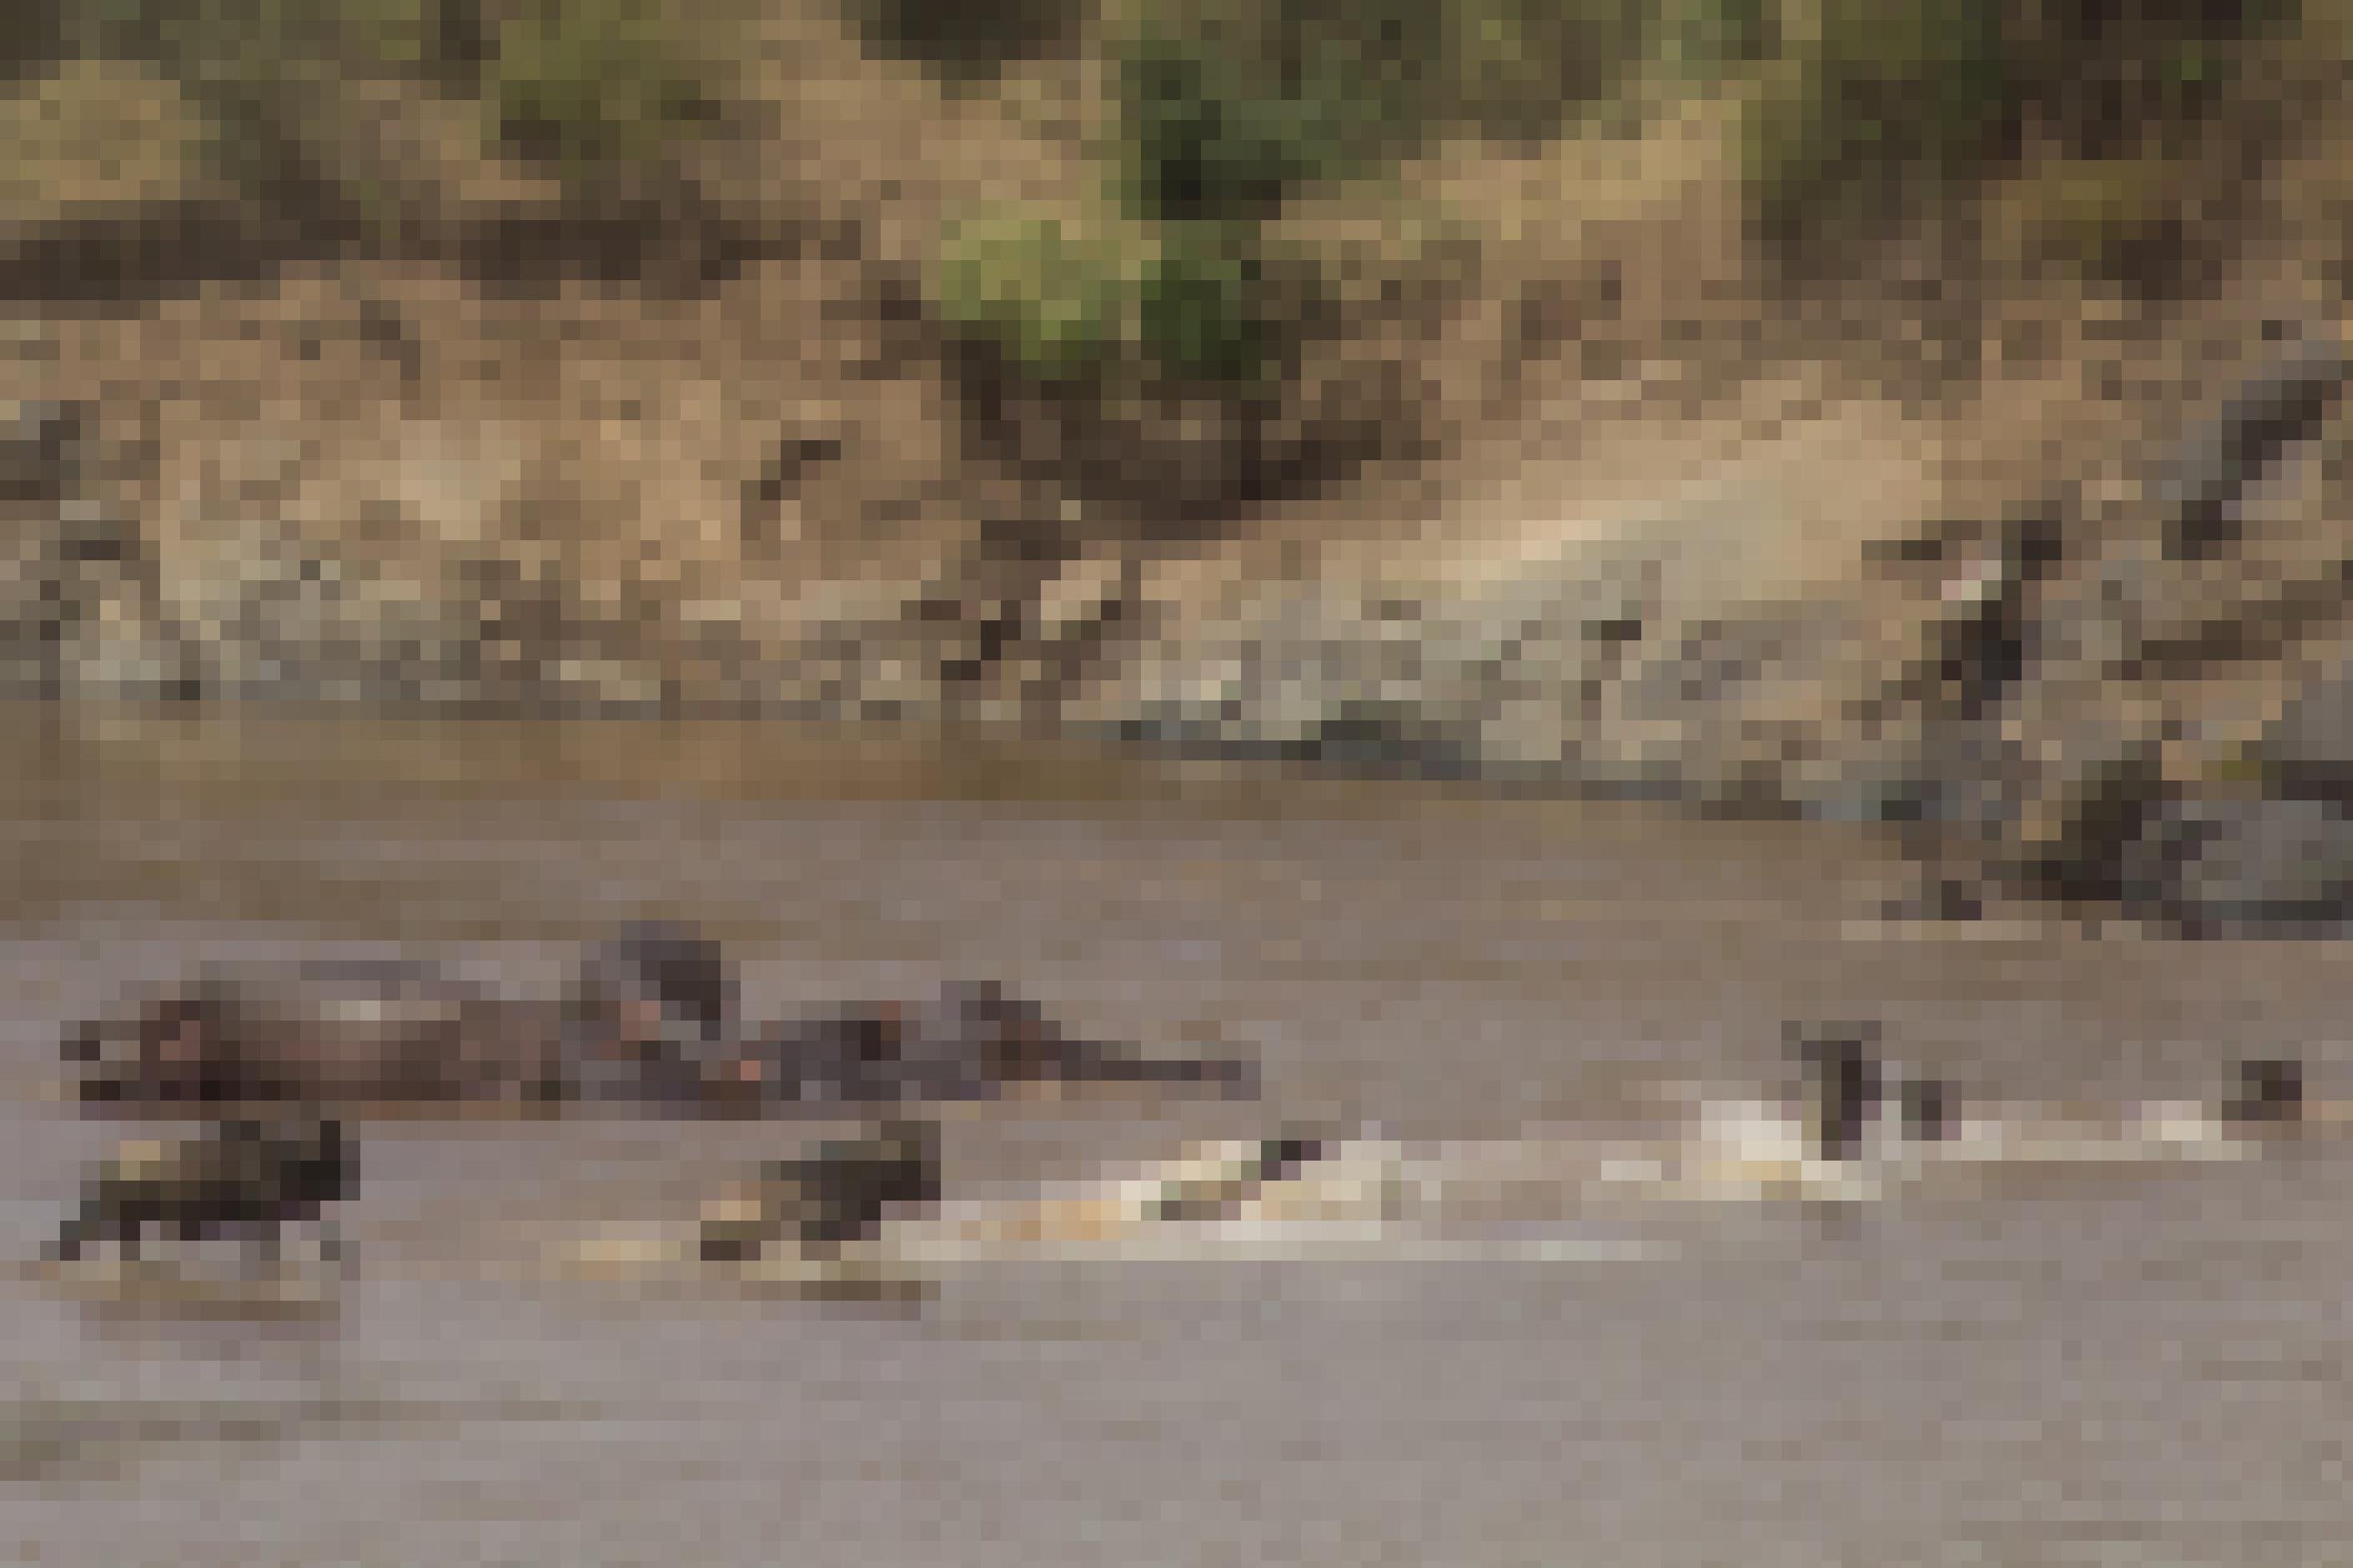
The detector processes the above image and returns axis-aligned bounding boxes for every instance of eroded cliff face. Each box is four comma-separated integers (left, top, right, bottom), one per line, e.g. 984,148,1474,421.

7,26,2353,932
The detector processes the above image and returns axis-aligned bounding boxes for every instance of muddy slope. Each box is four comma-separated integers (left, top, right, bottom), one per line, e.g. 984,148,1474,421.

7,24,2353,932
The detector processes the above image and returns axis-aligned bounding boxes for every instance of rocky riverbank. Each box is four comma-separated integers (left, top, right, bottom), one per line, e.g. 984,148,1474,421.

9,10,2353,934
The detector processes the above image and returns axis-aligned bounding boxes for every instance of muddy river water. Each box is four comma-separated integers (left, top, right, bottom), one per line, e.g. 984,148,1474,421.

3,709,2351,1566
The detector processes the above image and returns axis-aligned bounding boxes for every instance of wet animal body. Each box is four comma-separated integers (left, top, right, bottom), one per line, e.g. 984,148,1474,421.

564,922,744,1109
726,981,1260,1110
698,1120,942,1261
64,927,1259,1115
48,1117,355,1265
2222,1057,2304,1128
1146,1133,1327,1221
67,957,576,1110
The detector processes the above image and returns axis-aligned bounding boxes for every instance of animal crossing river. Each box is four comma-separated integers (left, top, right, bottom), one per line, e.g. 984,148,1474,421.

2,712,2348,1565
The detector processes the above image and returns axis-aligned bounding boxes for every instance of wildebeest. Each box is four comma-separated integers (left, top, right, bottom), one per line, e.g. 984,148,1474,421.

697,1119,942,1262
1146,1133,1327,1222
2221,1057,2305,1129
1785,1021,1956,1162
46,1117,355,1266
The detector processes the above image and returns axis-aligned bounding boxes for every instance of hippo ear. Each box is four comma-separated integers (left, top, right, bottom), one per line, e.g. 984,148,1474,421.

590,923,736,1036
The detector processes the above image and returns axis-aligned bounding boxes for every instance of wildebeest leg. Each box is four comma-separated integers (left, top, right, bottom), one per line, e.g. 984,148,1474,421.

255,1216,283,1269
47,1207,98,1262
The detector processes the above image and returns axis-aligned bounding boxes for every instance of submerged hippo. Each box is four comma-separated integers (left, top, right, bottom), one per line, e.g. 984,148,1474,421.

66,922,731,1113
717,981,1261,1109
697,1119,942,1261
47,1117,355,1266
564,921,742,1108
66,924,1259,1115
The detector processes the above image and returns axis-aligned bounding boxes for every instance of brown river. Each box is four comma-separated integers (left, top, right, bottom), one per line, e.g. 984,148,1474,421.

3,708,2351,1566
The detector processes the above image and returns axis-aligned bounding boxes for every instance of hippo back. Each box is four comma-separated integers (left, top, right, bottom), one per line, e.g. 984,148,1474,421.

70,960,566,1109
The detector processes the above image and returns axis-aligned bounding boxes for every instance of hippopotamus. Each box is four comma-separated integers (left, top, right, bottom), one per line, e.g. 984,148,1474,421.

563,921,742,1108
66,922,730,1114
712,981,1261,1109
65,923,1260,1115
47,1117,355,1265
697,1119,942,1262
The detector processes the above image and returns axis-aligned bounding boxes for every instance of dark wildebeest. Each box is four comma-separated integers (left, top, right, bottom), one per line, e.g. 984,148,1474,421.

2221,1057,2305,1129
1785,1021,1955,1162
1146,1132,1328,1222
710,981,1259,1109
64,922,733,1113
698,1119,942,1262
47,1117,355,1266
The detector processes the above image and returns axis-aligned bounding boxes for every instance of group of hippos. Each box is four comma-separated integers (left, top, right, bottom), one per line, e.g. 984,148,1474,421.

41,921,1261,1275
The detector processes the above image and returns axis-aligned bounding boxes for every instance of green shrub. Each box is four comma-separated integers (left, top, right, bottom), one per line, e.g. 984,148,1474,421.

1743,0,2011,248
1136,220,1280,387
1113,22,1343,223
482,0,720,181
1743,0,2301,262
934,211,1140,381
1108,0,1660,223
1652,0,1773,78
933,207,1289,389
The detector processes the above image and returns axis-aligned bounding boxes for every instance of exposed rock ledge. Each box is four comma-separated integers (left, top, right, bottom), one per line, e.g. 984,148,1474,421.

8,324,2353,936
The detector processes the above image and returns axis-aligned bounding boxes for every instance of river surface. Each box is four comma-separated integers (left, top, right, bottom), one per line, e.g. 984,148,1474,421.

4,708,2351,1566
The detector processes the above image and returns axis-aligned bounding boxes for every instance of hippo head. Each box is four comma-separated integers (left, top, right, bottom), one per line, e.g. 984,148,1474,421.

68,981,244,1105
577,922,737,1038
565,922,741,1104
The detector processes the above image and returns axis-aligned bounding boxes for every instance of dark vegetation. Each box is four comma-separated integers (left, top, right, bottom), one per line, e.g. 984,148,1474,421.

9,0,2321,497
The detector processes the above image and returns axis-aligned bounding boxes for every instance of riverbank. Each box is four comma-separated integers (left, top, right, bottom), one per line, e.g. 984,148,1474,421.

7,6,2353,929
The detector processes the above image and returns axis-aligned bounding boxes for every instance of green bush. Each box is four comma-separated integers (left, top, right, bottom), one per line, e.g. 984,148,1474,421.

934,211,1139,382
54,0,439,203
1742,0,2011,248
1107,0,1660,223
1652,0,1773,78
1114,22,1347,223
933,207,1288,389
483,0,720,180
1742,0,2302,262
1136,220,1280,387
